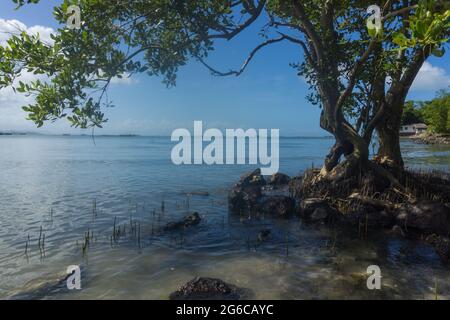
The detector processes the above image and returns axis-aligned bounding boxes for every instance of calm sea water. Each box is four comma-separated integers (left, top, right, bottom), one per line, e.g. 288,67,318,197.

0,135,449,300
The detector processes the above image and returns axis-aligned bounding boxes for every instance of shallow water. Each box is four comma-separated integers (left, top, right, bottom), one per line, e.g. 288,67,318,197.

0,135,449,300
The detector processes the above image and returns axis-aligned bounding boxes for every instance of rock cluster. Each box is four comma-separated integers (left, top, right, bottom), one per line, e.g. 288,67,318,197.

169,277,249,300
229,168,450,263
162,169,450,300
411,132,450,145
228,169,295,218
396,202,450,236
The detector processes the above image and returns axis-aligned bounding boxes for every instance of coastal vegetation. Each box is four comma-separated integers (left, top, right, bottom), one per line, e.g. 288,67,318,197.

1,0,449,270
402,90,450,134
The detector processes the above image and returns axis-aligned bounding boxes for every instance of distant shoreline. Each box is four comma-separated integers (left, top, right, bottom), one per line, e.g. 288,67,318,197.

410,132,450,145
0,132,334,139
0,132,26,136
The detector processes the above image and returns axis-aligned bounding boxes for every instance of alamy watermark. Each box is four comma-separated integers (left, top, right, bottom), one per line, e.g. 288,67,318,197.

366,5,383,37
66,265,81,290
171,121,279,175
366,265,382,290
66,4,384,35
66,5,81,30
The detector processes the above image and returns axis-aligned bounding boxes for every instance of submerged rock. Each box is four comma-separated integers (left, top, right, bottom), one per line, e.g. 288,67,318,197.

8,267,84,300
259,196,295,218
257,229,271,242
164,212,201,231
396,202,450,236
169,277,249,300
185,191,210,197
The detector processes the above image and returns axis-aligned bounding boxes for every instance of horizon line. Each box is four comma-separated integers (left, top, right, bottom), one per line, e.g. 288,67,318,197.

0,131,333,139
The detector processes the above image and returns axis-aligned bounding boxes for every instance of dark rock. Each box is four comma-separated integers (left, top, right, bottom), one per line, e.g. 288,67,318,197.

268,173,290,187
257,229,271,242
425,234,450,262
300,198,339,222
259,196,296,218
391,225,406,237
169,277,248,300
228,170,297,217
228,185,262,214
301,198,327,214
228,169,265,214
396,202,450,236
311,207,329,221
344,210,396,228
164,212,201,231
239,169,266,187
289,176,303,198
361,172,390,193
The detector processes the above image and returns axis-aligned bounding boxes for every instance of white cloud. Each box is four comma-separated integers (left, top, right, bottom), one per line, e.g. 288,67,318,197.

110,73,139,85
0,19,56,132
0,70,50,131
0,19,136,133
411,62,450,92
0,19,54,46
0,19,55,110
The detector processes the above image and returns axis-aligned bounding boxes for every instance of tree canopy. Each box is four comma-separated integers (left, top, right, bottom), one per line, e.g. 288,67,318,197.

1,0,449,177
419,90,450,134
1,1,447,127
401,101,424,125
401,90,450,134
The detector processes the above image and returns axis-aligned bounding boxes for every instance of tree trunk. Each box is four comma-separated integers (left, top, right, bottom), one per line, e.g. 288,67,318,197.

376,45,431,173
376,99,404,170
319,108,369,181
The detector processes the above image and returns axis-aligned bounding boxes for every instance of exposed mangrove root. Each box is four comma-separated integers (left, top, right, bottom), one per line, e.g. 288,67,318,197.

300,161,450,213
225,164,449,262
297,161,450,263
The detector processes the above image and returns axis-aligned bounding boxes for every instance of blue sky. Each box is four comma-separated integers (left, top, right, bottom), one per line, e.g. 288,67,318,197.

0,1,449,136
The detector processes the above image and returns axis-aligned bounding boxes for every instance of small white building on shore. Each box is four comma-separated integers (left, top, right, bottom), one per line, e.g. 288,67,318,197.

400,123,427,136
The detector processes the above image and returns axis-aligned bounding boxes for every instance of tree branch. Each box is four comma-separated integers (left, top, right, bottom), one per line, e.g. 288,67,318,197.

382,5,418,21
291,0,324,64
335,0,416,114
336,39,378,112
276,32,316,68
208,0,266,40
196,36,287,76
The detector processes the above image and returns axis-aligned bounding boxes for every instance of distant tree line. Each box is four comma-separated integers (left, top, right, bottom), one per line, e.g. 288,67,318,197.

402,89,450,134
